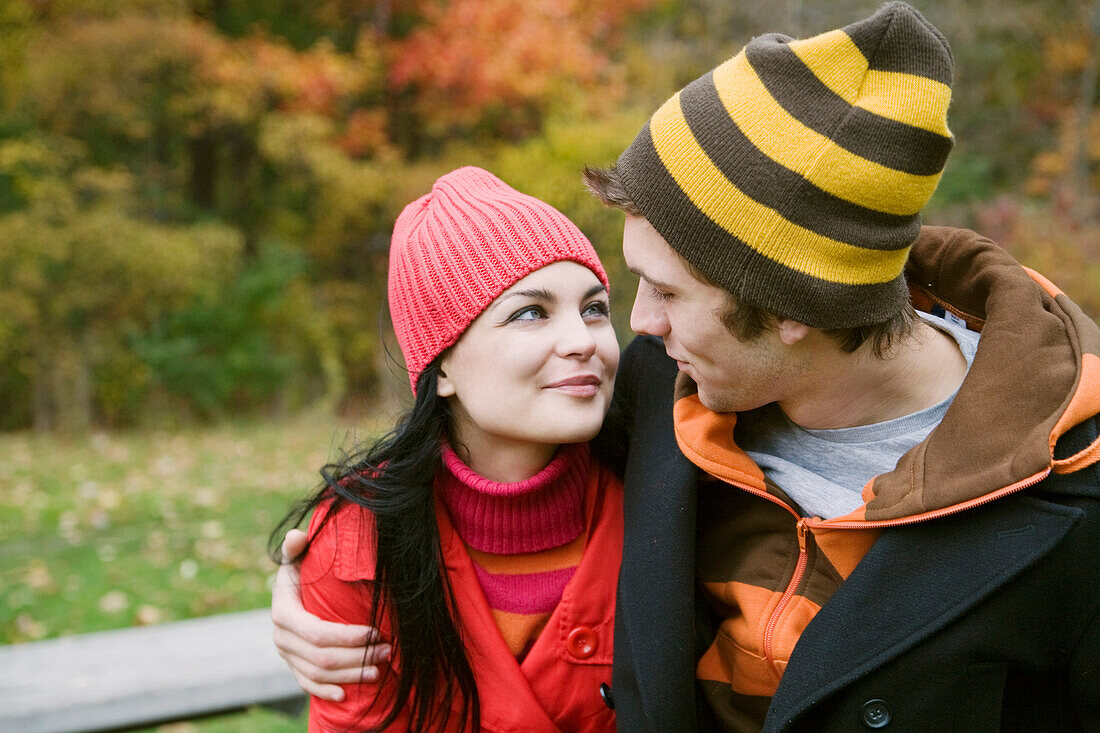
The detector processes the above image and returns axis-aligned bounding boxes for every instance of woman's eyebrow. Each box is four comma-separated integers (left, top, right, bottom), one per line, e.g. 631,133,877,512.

496,283,607,307
495,287,556,305
584,284,609,299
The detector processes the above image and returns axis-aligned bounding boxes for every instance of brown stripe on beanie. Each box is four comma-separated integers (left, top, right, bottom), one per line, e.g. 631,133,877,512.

679,71,922,251
845,1,953,83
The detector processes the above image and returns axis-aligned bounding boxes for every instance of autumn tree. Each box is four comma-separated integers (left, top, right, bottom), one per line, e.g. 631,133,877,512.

0,0,656,428
0,135,242,430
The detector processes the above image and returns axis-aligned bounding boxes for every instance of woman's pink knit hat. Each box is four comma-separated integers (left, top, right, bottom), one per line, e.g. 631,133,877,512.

388,166,608,393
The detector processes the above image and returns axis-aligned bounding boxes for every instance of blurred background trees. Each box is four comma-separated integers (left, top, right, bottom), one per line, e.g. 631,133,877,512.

0,0,1096,432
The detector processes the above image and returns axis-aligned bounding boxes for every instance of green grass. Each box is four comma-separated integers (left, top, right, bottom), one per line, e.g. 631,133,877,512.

133,706,311,733
0,408,384,732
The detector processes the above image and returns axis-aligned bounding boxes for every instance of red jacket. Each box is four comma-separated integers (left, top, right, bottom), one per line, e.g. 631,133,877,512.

302,460,623,732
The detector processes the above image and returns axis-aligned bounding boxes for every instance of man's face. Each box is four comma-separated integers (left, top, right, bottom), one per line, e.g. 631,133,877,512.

622,215,803,413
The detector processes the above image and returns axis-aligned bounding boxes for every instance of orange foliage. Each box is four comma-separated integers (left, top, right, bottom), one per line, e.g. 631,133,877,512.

337,108,391,157
387,0,650,129
972,192,1100,321
188,26,378,123
23,0,651,153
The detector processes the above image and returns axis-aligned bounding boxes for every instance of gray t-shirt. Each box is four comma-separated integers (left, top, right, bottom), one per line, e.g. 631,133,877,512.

734,310,980,519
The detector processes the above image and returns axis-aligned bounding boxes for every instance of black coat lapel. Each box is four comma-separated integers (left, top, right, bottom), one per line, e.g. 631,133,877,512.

612,336,701,732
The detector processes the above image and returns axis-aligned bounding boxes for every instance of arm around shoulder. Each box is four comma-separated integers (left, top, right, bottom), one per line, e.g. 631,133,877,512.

301,502,407,732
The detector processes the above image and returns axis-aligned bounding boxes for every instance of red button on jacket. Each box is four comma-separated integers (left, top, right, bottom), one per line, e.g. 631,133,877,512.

566,626,598,659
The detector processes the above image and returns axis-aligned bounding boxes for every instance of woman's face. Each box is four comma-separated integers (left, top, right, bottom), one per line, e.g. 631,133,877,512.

437,261,619,470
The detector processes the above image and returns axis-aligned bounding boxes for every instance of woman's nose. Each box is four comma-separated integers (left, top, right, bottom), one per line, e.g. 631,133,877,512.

557,315,599,358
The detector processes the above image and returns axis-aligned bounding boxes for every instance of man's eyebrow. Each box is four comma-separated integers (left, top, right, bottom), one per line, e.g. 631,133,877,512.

628,267,676,292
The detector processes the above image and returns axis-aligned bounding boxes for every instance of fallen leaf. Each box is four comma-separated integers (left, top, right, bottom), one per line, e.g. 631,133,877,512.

200,520,224,539
98,590,129,614
26,560,55,591
15,614,46,640
157,722,197,732
135,605,164,626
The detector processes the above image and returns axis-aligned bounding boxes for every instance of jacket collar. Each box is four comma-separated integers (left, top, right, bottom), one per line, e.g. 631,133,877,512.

866,226,1100,519
672,226,1100,524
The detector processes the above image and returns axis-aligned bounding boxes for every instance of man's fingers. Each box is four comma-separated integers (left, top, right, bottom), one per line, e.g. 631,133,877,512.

367,643,392,666
272,607,379,649
273,622,388,669
281,528,309,563
290,667,347,703
270,527,392,699
271,531,305,623
280,647,386,686
271,529,379,648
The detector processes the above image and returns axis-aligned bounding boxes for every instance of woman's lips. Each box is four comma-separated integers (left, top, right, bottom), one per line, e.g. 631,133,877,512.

544,374,601,397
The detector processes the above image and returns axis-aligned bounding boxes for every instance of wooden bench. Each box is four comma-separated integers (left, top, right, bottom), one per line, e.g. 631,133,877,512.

0,609,306,733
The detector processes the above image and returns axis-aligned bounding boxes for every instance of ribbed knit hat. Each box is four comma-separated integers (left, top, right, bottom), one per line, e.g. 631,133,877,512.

388,166,608,393
616,1,954,328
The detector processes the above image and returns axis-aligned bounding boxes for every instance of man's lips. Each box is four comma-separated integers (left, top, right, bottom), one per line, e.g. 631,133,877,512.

544,374,602,397
667,353,690,372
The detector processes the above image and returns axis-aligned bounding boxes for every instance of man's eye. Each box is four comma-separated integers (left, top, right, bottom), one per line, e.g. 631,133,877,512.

652,286,674,302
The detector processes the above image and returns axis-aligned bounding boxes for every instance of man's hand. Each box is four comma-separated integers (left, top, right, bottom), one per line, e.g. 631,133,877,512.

272,529,392,702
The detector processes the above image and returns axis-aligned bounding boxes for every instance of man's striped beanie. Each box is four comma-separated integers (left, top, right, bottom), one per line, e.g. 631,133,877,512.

616,1,954,328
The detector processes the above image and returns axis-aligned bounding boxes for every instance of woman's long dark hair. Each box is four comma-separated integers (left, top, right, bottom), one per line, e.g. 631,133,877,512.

272,362,479,732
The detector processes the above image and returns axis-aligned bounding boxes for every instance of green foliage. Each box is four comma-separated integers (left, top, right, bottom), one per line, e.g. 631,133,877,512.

926,151,999,214
132,242,329,421
0,133,246,430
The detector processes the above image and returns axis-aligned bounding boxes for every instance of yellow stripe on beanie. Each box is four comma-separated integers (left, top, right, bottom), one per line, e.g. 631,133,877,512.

858,70,952,135
787,30,869,103
711,52,942,217
787,32,952,137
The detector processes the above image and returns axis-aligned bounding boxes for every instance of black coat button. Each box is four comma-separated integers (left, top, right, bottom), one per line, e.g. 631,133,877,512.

861,699,891,728
599,682,615,710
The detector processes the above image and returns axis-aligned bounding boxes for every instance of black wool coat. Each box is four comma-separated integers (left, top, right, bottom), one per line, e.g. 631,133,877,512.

597,335,1100,733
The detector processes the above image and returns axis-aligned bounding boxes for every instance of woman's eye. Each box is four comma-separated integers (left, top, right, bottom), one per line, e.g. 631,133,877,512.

509,305,545,322
583,301,611,319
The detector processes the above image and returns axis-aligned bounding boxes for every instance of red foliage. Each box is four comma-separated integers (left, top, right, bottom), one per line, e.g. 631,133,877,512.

337,107,391,157
386,0,650,128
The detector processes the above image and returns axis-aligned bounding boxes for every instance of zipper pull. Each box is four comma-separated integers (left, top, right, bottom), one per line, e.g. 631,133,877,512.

796,519,808,552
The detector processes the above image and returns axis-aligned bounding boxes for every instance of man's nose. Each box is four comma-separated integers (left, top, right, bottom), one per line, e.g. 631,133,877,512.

629,289,668,336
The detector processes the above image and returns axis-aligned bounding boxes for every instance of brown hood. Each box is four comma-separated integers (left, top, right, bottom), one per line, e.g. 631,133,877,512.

673,226,1100,524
